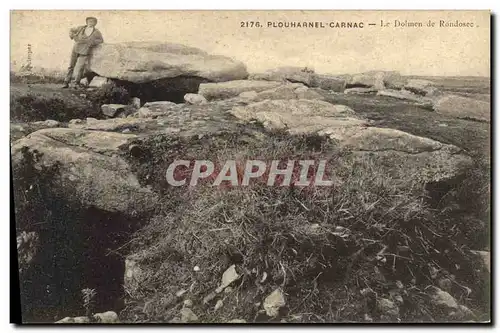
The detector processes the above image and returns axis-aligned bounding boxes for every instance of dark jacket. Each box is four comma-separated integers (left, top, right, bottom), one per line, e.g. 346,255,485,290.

69,25,104,55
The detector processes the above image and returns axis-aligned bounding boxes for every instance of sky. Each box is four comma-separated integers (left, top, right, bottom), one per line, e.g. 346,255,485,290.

10,10,490,77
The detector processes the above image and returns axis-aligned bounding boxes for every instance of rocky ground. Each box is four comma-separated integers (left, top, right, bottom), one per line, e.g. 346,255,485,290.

11,42,491,324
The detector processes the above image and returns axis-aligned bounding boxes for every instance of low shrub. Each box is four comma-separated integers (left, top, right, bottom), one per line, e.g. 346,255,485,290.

87,82,131,106
10,93,99,122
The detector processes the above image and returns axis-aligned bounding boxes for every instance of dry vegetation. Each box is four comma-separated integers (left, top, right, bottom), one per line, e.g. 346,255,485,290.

119,131,490,323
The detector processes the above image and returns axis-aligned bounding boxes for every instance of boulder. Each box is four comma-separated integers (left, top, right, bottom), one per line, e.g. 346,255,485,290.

180,308,199,323
198,80,282,100
294,86,325,100
230,100,473,183
250,66,316,86
312,74,346,92
31,119,62,129
251,83,302,101
404,79,435,95
348,71,405,90
377,89,428,103
344,87,378,94
101,104,133,118
263,288,286,317
242,83,325,102
184,93,207,105
230,99,364,135
433,95,490,122
69,117,157,132
429,287,459,310
89,42,248,83
93,311,119,323
11,128,159,217
88,76,109,88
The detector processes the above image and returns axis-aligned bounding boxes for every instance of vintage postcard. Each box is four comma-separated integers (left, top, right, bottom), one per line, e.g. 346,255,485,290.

10,10,490,324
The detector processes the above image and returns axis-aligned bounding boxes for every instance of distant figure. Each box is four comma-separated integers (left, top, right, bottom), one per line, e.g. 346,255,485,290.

62,17,103,88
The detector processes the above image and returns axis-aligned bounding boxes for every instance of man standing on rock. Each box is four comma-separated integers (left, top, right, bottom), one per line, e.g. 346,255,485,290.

62,17,104,89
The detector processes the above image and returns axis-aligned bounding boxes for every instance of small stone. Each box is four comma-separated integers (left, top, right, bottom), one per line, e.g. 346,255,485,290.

193,265,200,272
169,317,182,323
438,123,449,127
101,104,128,117
93,311,119,323
260,272,268,283
219,265,240,290
214,300,223,311
89,76,109,88
184,93,207,105
203,291,217,305
429,287,458,310
224,286,233,294
180,308,199,323
263,288,286,317
395,281,404,289
377,298,400,317
80,77,89,86
364,314,373,322
227,319,247,323
175,289,187,298
121,128,131,134
131,97,141,109
183,299,193,308
79,94,87,98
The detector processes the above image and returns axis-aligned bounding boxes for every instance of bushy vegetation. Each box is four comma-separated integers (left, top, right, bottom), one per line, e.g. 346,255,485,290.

120,132,489,323
86,82,131,106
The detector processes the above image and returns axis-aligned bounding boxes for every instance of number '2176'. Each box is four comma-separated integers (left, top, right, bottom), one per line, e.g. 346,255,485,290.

240,21,262,28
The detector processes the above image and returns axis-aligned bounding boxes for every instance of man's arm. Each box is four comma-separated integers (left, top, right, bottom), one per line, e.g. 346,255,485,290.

91,30,104,46
69,26,83,40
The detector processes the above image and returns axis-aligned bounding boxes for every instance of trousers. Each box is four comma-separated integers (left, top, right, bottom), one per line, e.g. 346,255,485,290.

64,51,88,84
